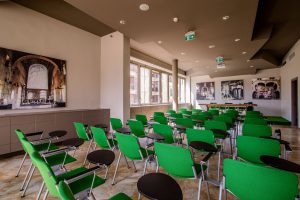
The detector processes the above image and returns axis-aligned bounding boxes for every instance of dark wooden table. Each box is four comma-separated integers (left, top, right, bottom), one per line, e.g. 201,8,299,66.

260,155,300,173
137,173,183,200
147,133,165,141
48,130,67,138
61,138,84,148
116,127,131,134
87,150,115,166
190,141,218,153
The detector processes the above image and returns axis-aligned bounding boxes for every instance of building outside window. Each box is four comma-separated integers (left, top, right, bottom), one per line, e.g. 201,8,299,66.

168,75,173,103
161,73,168,103
151,70,160,104
140,67,150,104
130,63,139,105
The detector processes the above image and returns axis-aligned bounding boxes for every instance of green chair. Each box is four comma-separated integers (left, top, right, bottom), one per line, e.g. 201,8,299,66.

128,120,146,138
208,109,219,116
110,118,123,132
179,107,187,113
191,114,207,127
152,124,181,144
74,122,93,165
170,112,183,119
112,133,154,185
153,116,168,125
236,136,281,165
219,159,299,200
154,112,165,117
90,126,116,150
154,142,211,200
57,181,132,200
244,118,268,125
242,124,272,137
182,110,192,118
30,151,105,200
192,108,202,115
175,118,194,140
213,115,233,129
166,109,176,115
135,114,148,127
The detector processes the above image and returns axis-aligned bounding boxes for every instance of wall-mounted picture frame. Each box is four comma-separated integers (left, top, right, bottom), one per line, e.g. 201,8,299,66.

252,77,280,100
221,80,244,100
196,82,215,100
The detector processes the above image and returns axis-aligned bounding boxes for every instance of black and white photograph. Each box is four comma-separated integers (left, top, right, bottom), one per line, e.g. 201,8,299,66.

196,82,215,100
221,80,244,100
252,77,280,99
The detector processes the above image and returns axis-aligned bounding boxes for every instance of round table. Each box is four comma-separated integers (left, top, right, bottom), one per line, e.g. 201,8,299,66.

260,155,300,173
87,150,115,166
61,138,84,148
48,130,67,138
189,141,218,153
147,133,165,141
116,127,131,134
137,173,183,200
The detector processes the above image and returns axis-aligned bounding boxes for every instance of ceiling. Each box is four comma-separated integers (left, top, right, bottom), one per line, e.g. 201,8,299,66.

14,0,300,77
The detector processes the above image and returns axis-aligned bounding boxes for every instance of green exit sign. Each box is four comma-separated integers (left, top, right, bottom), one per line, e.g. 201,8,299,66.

185,31,196,41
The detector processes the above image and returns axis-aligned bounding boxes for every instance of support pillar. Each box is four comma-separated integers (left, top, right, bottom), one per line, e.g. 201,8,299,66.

172,59,178,111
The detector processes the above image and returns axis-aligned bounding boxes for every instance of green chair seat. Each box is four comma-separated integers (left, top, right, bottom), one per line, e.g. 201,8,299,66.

109,193,132,200
68,173,105,195
45,153,77,167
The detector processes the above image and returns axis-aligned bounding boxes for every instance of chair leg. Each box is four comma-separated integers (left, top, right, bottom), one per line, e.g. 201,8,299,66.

124,156,130,169
218,183,223,200
90,192,96,200
83,140,93,166
143,158,149,175
132,160,137,172
20,162,33,191
111,152,122,185
36,181,45,200
217,151,221,183
205,181,211,200
104,166,109,180
224,189,227,200
197,177,203,200
42,189,48,200
16,153,27,177
138,193,141,200
21,166,36,197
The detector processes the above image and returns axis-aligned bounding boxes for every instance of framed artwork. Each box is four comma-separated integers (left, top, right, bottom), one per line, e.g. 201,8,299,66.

0,47,67,110
252,77,280,99
196,82,215,100
221,80,244,100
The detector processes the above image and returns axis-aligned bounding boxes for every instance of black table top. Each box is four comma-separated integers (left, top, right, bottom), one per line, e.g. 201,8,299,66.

116,127,131,134
210,129,229,137
190,141,218,153
61,138,84,148
49,130,67,138
87,150,115,166
137,173,183,200
147,133,165,141
260,155,300,173
95,123,108,129
174,124,188,129
260,136,290,145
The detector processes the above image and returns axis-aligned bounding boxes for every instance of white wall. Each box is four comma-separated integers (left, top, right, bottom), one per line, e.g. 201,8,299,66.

191,68,281,116
281,39,300,127
0,2,101,115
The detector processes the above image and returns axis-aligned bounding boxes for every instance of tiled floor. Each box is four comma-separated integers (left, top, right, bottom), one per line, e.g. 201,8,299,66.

0,125,299,200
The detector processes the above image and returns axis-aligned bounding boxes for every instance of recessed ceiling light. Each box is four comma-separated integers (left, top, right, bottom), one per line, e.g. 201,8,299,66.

222,16,230,21
173,17,179,23
208,45,215,49
234,38,240,42
180,52,185,55
250,65,254,68
119,20,126,25
247,59,250,62
195,60,199,63
139,3,150,11
242,51,247,54
157,40,162,44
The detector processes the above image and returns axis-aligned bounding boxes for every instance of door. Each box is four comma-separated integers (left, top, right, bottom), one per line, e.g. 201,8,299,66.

291,78,298,126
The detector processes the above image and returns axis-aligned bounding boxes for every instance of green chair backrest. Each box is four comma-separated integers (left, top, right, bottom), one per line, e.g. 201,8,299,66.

90,127,111,149
246,111,261,115
73,122,90,141
15,129,26,140
242,124,272,137
166,109,176,115
135,114,148,126
236,136,281,164
223,159,299,200
115,133,143,160
191,114,207,122
110,118,123,131
170,113,183,119
31,151,59,197
179,108,187,113
175,118,194,129
154,112,164,117
57,181,75,200
205,120,227,131
213,115,233,125
192,109,202,115
244,118,267,125
155,142,196,178
186,129,215,146
201,111,212,117
182,110,192,116
208,109,219,116
153,116,168,125
152,124,174,144
128,120,146,138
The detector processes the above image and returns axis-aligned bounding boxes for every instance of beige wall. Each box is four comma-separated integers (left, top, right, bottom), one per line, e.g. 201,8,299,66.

281,39,300,127
0,2,101,115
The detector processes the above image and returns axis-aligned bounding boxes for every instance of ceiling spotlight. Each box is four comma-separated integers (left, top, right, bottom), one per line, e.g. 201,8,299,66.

247,59,250,62
250,65,254,68
242,51,247,54
195,60,199,63
234,38,240,42
222,16,230,21
208,45,215,49
157,40,162,44
139,3,150,11
119,20,126,25
173,17,179,23
180,52,186,55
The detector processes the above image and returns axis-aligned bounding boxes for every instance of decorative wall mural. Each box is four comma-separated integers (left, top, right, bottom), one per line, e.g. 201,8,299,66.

196,82,215,100
221,80,244,100
252,77,280,100
0,47,66,110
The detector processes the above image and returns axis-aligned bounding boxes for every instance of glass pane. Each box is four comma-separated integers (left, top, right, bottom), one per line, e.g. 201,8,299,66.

180,78,185,103
130,63,139,105
140,67,150,104
151,70,160,104
169,75,173,103
161,73,168,103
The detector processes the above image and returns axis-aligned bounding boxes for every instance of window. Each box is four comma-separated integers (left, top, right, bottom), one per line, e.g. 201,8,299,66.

140,67,150,104
130,63,139,105
161,73,168,103
178,78,186,103
168,75,173,103
151,70,160,104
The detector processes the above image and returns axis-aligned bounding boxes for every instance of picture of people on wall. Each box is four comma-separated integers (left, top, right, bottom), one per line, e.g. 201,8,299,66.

252,77,280,99
221,80,244,100
196,82,215,100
